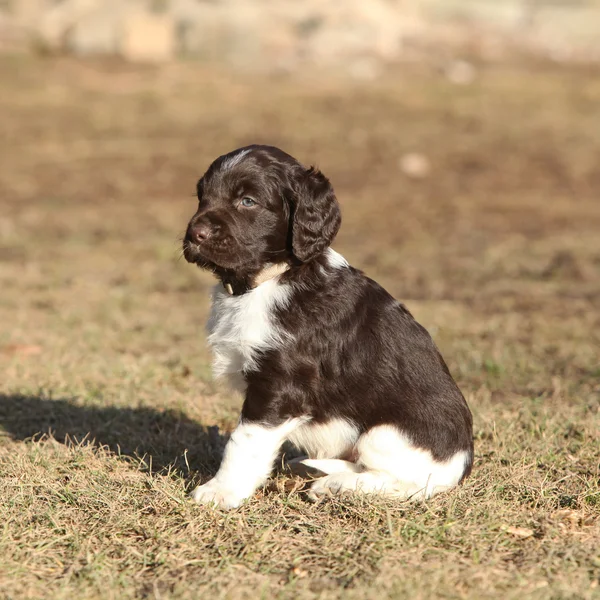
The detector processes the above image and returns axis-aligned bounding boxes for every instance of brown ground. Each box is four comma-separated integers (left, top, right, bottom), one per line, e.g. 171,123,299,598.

0,55,599,599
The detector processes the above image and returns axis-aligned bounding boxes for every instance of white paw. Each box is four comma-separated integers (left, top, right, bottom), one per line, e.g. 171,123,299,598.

307,473,355,502
189,480,245,509
306,471,410,502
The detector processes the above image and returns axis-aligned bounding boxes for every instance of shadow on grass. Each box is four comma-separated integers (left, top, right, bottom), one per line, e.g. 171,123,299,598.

0,393,227,477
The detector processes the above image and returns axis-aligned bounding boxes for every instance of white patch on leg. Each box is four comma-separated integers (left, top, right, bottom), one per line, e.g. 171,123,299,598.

287,418,359,459
207,279,293,391
307,471,407,501
308,425,470,501
190,418,306,509
357,425,469,497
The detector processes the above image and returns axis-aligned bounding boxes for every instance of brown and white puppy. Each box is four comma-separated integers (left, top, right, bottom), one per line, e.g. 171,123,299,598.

183,145,473,509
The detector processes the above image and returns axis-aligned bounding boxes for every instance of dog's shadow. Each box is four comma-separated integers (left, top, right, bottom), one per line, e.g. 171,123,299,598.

0,393,227,478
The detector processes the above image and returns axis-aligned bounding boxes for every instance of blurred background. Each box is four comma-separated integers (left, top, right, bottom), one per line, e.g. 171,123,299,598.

1,2,599,598
3,0,600,67
1,0,599,425
1,0,599,426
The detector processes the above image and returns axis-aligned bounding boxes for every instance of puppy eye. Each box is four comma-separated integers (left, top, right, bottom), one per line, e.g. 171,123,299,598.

240,197,256,207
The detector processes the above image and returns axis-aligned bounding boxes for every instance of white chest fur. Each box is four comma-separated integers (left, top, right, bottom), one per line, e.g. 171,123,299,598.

206,279,293,388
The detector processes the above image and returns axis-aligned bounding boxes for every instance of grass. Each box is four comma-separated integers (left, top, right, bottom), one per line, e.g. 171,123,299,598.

0,55,599,599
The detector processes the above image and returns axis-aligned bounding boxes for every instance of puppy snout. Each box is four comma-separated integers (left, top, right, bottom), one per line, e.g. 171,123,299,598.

189,224,212,244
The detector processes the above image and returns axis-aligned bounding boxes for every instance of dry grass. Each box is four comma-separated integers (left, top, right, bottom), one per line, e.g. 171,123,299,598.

0,55,599,599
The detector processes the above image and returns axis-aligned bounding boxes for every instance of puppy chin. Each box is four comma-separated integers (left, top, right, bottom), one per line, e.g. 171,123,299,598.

183,243,243,272
182,242,216,269
183,243,203,264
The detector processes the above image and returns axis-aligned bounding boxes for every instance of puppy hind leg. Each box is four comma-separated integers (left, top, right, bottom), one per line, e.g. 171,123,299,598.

307,425,460,502
296,426,466,502
307,470,424,501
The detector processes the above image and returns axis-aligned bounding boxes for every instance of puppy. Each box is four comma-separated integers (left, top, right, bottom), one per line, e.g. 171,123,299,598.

183,145,473,509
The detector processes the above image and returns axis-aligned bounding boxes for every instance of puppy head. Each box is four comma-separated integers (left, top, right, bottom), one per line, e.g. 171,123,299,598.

183,145,341,276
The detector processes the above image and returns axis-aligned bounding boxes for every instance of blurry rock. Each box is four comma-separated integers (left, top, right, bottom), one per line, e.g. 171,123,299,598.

38,0,103,50
399,152,431,179
167,0,410,69
174,1,263,65
348,57,382,81
121,12,175,63
170,0,207,23
299,0,405,67
174,0,300,70
171,0,214,56
37,0,143,52
0,11,30,51
3,0,600,71
67,6,122,56
12,0,46,26
213,2,269,68
445,60,477,85
173,1,223,59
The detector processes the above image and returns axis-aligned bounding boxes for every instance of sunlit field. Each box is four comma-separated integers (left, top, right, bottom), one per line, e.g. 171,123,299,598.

0,56,599,599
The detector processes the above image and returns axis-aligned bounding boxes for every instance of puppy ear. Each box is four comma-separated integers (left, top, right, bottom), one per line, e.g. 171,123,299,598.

291,167,341,263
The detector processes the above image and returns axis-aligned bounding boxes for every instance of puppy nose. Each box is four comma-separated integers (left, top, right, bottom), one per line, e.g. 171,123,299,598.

191,224,212,243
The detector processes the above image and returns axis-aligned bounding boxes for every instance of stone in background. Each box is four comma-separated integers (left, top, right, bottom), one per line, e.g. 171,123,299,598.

1,0,600,70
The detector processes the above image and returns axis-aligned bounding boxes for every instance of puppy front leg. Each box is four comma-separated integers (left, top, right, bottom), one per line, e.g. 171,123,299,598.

190,418,302,509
